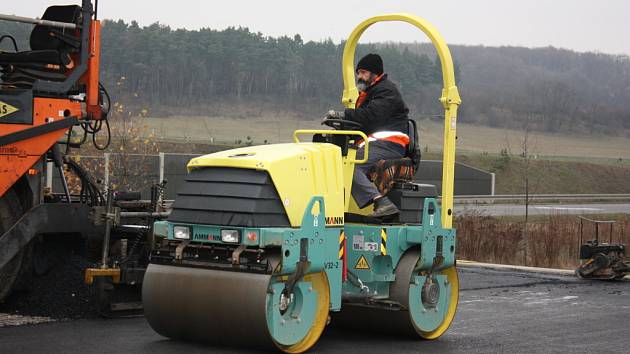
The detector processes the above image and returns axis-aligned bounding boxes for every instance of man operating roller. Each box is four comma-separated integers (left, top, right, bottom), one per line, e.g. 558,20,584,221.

325,53,410,218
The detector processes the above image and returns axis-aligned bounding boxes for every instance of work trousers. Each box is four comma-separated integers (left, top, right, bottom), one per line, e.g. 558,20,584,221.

352,140,405,208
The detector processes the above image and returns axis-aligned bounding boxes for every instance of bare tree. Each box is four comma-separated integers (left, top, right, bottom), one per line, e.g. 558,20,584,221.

516,113,545,265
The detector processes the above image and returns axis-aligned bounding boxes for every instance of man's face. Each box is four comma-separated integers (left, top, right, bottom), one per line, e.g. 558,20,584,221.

356,69,375,92
356,69,372,82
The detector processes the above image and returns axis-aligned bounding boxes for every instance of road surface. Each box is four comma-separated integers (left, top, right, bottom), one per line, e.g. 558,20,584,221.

1,266,627,353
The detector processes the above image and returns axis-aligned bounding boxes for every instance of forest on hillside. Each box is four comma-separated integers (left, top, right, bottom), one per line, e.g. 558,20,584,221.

1,19,629,136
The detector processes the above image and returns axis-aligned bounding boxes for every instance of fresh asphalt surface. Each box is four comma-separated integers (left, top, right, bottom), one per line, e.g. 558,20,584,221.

1,266,627,353
459,203,630,216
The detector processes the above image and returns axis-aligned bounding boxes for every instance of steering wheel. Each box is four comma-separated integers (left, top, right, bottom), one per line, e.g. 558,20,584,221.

321,118,364,130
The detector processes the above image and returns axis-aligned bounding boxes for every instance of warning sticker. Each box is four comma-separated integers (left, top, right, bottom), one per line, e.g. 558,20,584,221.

354,255,370,270
352,235,364,251
364,242,378,252
273,262,282,274
0,101,18,118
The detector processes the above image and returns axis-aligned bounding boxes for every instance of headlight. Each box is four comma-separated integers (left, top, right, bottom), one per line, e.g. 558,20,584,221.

173,226,191,240
221,230,240,243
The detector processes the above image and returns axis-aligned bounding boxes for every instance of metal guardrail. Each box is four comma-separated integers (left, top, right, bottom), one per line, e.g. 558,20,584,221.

452,194,630,204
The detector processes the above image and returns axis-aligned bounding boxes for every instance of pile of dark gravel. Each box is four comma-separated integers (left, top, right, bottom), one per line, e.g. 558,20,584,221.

0,254,98,321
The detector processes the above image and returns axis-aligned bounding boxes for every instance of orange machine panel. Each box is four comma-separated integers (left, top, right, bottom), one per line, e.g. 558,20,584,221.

85,20,102,120
0,97,82,197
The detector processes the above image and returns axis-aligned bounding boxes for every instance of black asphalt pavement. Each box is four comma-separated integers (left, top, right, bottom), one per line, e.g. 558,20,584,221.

1,267,628,354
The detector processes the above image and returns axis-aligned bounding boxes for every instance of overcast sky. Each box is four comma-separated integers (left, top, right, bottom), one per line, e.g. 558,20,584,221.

4,0,630,55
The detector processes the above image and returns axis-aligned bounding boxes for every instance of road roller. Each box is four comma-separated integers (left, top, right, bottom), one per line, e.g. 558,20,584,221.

142,13,461,352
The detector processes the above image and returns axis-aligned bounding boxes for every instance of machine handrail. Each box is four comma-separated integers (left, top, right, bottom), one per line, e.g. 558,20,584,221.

340,13,461,228
0,13,79,30
293,129,369,164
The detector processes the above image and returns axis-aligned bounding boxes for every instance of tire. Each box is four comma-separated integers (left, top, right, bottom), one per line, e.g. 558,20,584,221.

389,248,459,339
0,189,26,302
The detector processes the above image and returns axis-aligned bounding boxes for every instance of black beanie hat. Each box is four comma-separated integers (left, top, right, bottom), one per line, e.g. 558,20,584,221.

356,53,383,75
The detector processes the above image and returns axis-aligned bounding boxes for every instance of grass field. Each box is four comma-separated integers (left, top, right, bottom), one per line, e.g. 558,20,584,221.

135,116,630,161
95,115,630,194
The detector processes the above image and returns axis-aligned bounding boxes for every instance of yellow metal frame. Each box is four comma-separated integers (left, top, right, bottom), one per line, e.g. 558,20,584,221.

293,129,370,211
84,267,121,285
341,13,461,228
293,129,369,164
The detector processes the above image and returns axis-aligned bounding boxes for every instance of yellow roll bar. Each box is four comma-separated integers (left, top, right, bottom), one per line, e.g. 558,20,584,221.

341,13,461,228
293,129,369,164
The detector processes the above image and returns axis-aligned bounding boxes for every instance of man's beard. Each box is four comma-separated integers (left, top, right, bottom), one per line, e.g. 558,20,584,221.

356,74,377,92
356,79,370,92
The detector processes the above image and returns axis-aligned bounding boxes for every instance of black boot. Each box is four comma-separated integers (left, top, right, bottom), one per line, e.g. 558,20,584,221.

369,196,399,218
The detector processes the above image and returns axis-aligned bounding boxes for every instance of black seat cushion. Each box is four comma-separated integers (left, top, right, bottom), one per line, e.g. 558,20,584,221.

0,50,69,66
406,119,421,171
0,5,80,67
0,5,80,87
30,5,82,51
2,65,67,87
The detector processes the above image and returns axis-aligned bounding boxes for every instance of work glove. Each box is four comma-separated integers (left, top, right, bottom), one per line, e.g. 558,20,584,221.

324,110,344,120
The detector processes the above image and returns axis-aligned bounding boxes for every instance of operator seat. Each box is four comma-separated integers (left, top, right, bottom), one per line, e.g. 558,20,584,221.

0,5,82,89
368,119,421,196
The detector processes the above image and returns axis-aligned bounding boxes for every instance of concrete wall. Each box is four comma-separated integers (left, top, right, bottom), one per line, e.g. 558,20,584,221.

416,160,494,195
159,155,495,198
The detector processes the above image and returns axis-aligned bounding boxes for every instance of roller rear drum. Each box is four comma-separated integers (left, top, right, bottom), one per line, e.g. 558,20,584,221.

333,249,459,339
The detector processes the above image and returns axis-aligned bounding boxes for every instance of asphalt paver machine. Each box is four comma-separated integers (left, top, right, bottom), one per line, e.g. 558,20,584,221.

0,0,109,302
0,1,168,314
142,14,462,352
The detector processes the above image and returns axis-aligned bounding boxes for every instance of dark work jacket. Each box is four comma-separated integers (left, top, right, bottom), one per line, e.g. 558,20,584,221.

344,75,409,135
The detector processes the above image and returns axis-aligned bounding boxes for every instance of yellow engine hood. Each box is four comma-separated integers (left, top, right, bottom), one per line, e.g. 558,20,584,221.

187,143,345,227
